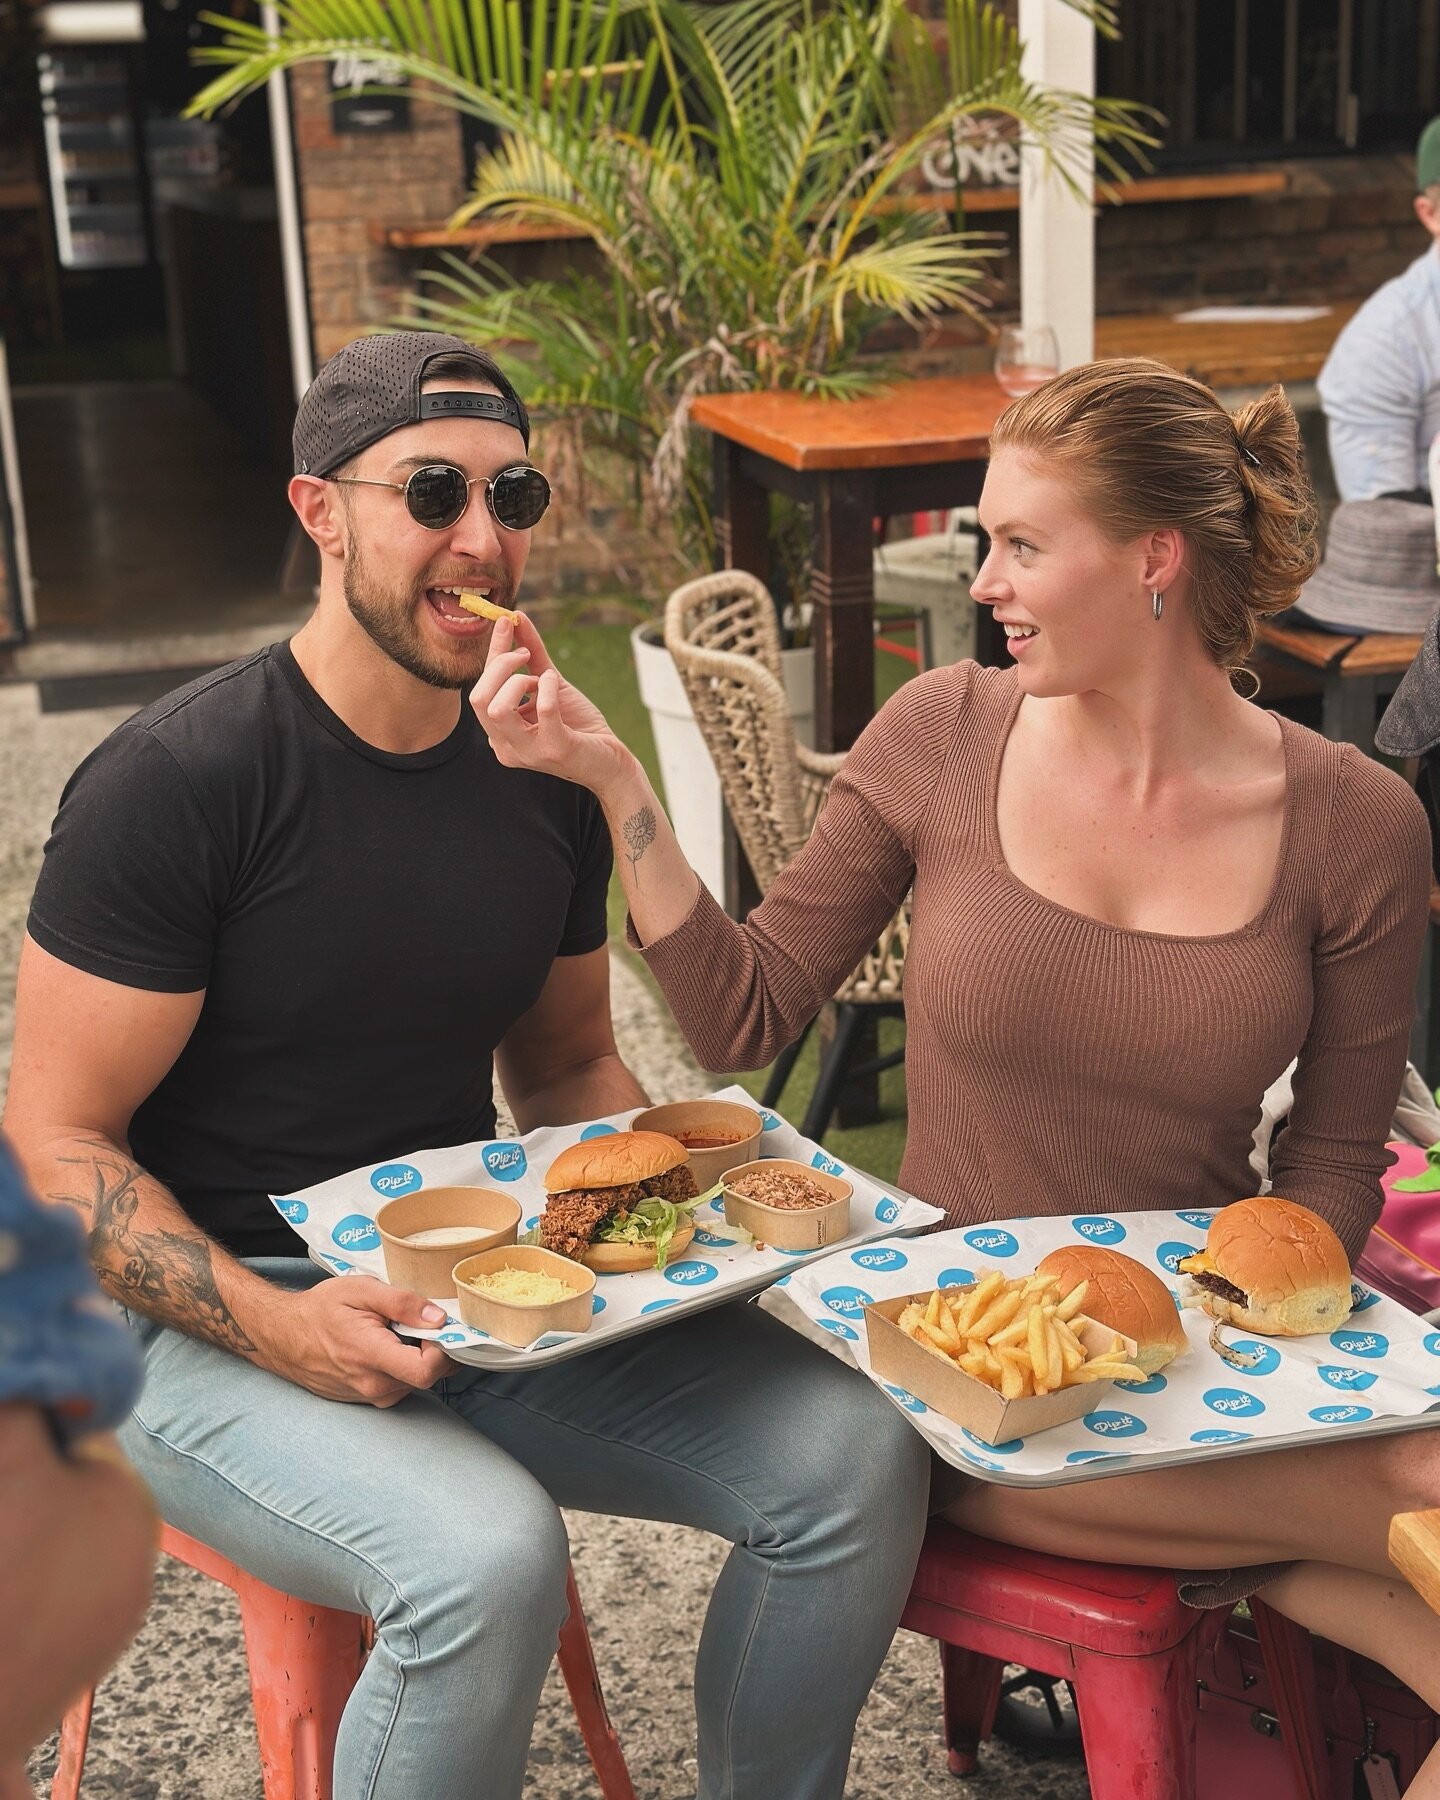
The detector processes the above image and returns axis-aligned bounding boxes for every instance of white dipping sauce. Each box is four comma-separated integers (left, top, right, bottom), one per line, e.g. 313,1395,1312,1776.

403,1225,487,1246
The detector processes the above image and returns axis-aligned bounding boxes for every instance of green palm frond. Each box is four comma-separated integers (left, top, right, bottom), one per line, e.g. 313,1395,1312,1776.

188,0,1162,593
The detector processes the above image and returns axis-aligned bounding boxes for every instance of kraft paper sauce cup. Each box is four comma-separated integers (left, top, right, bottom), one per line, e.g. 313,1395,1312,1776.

376,1188,522,1298
452,1244,597,1348
630,1099,764,1190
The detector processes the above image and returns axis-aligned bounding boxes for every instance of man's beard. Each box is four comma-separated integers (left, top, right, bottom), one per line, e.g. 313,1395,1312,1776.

342,541,502,691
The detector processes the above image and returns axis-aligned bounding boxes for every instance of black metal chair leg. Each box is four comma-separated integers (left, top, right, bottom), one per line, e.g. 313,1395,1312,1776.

762,1018,813,1110
802,1004,869,1141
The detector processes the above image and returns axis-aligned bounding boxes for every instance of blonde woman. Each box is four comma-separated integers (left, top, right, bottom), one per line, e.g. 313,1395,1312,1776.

473,359,1440,1783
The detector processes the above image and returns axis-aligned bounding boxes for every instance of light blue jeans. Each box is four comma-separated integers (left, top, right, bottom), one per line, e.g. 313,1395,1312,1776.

118,1261,930,1800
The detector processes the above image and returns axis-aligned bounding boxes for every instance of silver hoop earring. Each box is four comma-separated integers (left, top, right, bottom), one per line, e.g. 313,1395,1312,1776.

1152,590,1163,621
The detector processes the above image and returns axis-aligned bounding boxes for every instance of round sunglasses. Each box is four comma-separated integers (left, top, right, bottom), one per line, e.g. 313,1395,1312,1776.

330,461,551,532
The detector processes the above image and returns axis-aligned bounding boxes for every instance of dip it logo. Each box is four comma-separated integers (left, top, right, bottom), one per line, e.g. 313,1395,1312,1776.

369,1163,421,1198
851,1247,908,1273
1175,1210,1216,1230
482,1143,527,1183
1350,1282,1381,1312
1309,1404,1373,1425
1072,1216,1126,1245
875,1196,900,1225
1226,1341,1281,1376
663,1260,718,1287
937,1267,976,1290
580,1123,617,1141
276,1198,309,1226
1155,1240,1201,1275
1191,1428,1251,1446
759,1109,781,1131
1318,1365,1378,1392
962,1228,1019,1258
1082,1410,1147,1438
882,1384,928,1415
1328,1328,1388,1359
810,1151,845,1177
818,1318,858,1342
331,1213,382,1253
821,1284,875,1318
1203,1387,1266,1418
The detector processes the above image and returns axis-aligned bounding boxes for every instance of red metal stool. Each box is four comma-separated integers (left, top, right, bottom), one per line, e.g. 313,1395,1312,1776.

903,1521,1319,1800
53,1523,635,1800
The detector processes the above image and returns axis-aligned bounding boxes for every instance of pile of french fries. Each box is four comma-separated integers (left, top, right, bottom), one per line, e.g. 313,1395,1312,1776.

898,1269,1145,1400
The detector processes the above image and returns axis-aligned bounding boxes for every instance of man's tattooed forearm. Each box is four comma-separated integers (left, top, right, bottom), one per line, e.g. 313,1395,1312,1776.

621,805,657,881
52,1136,257,1355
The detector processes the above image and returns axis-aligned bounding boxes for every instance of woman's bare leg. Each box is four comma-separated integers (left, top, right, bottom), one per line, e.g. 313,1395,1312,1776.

1263,1563,1440,1797
948,1428,1440,1577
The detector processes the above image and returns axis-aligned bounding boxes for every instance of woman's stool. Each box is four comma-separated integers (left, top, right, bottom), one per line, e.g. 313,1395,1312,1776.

52,1522,636,1800
903,1521,1321,1800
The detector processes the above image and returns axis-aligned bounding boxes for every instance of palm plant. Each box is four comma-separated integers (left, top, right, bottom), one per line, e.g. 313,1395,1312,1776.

190,0,1157,589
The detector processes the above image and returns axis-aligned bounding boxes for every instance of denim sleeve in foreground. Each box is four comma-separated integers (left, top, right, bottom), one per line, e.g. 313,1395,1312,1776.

0,1137,143,1445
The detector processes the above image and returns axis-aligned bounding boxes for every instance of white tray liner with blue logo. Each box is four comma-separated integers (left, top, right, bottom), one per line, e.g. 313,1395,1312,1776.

269,1085,943,1369
761,1210,1440,1487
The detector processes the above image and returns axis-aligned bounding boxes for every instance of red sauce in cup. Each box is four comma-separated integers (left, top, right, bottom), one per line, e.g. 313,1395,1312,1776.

674,1131,743,1149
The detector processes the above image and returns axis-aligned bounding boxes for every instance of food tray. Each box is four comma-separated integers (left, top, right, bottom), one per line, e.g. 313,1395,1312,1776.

763,1211,1440,1486
269,1085,943,1368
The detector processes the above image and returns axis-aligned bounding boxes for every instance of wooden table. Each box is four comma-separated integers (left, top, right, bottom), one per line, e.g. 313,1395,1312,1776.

1254,620,1423,755
690,374,1011,753
1391,1510,1440,1617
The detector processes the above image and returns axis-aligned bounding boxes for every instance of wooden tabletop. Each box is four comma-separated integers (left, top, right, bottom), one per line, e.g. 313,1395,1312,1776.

689,375,1008,472
1390,1510,1440,1615
1095,303,1359,390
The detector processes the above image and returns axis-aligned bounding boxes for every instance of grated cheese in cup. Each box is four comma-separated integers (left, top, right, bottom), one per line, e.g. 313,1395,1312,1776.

464,1265,576,1306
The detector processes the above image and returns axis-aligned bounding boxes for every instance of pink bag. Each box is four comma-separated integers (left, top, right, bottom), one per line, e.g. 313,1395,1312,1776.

1357,1142,1440,1315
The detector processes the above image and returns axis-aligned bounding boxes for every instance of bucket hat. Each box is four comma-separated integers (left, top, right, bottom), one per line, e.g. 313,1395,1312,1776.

1295,498,1440,636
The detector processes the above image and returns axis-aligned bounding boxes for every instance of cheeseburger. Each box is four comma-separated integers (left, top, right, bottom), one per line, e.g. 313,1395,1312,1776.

540,1131,699,1271
1036,1245,1189,1374
1178,1195,1352,1337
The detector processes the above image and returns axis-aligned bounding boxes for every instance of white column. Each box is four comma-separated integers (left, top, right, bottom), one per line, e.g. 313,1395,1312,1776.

1018,0,1096,369
262,5,315,402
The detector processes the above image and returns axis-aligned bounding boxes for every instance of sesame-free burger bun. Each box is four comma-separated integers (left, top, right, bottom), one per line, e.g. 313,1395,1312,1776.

1036,1245,1189,1374
544,1131,688,1193
1178,1196,1352,1338
579,1219,696,1274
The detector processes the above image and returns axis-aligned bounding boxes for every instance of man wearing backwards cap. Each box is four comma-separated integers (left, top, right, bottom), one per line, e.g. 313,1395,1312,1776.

3,332,928,1797
1317,115,1440,505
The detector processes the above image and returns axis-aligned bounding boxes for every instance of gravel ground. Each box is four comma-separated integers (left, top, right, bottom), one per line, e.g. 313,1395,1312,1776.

0,676,1090,1800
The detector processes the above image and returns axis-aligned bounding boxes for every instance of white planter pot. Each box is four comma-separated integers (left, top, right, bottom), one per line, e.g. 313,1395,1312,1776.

631,621,814,904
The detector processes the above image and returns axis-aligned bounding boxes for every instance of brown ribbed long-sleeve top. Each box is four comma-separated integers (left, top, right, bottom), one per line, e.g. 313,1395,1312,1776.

635,663,1432,1262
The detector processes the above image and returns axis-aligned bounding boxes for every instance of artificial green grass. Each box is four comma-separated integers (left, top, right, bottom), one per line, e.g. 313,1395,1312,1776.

552,611,915,1186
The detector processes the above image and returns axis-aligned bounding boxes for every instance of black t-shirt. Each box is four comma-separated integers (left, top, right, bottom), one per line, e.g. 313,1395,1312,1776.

28,643,611,1256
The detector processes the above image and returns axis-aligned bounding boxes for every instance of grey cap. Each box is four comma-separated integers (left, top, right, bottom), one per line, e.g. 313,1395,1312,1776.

1296,498,1440,636
293,331,530,478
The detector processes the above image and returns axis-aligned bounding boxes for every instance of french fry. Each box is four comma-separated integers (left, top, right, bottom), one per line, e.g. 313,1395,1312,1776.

1027,1303,1051,1392
998,1346,1030,1401
1055,1280,1089,1322
917,1318,960,1358
951,1270,1004,1335
925,1291,962,1353
968,1288,1025,1340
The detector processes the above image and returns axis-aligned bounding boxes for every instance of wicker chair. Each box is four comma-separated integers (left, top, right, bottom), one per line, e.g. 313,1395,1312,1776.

662,570,909,1140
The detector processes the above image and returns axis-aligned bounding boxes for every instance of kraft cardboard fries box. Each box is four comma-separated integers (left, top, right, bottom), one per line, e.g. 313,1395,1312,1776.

864,1291,1137,1446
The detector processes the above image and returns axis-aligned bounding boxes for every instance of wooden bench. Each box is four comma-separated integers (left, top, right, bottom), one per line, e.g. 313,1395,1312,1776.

1252,620,1423,755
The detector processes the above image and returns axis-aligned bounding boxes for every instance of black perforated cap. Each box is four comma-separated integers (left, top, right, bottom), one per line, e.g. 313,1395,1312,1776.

292,331,531,478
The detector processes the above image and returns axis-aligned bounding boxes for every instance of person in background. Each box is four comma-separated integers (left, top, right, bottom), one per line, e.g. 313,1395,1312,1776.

0,1135,154,1798
1317,114,1440,506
